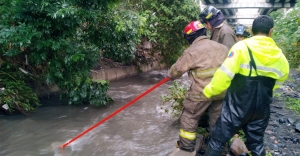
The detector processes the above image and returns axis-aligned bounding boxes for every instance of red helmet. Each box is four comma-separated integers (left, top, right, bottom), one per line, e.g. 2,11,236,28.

183,21,205,35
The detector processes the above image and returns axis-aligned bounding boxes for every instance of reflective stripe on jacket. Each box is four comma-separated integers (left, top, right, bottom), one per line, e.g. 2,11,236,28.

203,36,290,98
167,36,228,101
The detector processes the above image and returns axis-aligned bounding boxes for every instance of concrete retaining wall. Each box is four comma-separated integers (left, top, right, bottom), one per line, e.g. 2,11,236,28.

91,61,166,81
35,62,166,97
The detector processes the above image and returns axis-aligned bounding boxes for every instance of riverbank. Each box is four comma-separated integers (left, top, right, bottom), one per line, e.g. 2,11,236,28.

1,69,300,155
91,60,166,81
263,69,300,156
30,60,167,98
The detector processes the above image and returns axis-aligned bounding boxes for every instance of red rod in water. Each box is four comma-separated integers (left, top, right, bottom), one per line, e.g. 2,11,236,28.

61,77,170,148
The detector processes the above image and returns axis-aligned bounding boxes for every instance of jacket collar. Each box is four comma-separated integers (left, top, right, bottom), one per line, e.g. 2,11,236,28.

214,22,224,29
192,36,208,44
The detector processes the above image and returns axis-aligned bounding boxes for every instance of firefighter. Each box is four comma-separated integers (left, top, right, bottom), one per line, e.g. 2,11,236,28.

199,6,237,49
197,6,237,153
167,21,228,154
235,24,250,41
202,15,290,156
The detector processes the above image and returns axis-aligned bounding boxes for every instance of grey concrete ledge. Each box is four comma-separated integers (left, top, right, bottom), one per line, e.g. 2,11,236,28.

91,61,167,81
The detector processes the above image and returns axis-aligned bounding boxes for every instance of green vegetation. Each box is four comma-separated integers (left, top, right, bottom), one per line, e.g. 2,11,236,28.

273,92,282,98
271,0,300,68
0,68,40,114
0,0,200,114
285,97,300,114
139,0,200,65
1,0,296,117
161,81,187,117
266,152,273,156
0,0,120,114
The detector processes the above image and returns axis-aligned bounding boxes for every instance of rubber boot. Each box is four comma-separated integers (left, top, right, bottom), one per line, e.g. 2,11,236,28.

203,138,224,156
245,142,265,156
169,141,196,156
176,140,194,152
203,145,222,156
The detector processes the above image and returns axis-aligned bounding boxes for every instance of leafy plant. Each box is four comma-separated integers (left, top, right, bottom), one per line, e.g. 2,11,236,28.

273,92,282,98
0,0,120,108
285,97,300,114
160,81,187,117
139,0,201,65
0,66,40,114
229,130,246,143
271,1,300,68
266,152,273,156
95,7,146,64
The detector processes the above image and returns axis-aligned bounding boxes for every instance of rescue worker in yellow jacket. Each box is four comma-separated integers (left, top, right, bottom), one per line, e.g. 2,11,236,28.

167,21,228,153
202,15,289,156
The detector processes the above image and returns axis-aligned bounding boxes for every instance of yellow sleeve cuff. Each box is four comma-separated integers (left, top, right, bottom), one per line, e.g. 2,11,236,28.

203,86,213,98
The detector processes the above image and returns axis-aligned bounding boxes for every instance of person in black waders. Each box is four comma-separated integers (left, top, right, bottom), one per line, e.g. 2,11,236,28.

202,15,290,156
167,21,228,155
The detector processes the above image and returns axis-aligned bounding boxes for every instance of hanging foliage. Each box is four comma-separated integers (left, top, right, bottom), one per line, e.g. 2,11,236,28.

0,64,40,114
271,1,300,68
140,0,201,65
0,0,120,112
0,0,202,114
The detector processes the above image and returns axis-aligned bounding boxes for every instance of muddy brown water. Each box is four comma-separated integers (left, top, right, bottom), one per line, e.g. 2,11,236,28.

1,69,300,156
0,70,190,156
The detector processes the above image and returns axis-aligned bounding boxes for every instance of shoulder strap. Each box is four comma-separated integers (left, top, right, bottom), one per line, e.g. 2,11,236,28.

244,42,259,76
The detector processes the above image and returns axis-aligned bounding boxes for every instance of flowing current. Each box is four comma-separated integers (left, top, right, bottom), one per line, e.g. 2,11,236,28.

0,70,191,156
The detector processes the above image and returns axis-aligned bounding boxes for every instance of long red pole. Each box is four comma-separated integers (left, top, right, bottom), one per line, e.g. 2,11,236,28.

61,77,169,148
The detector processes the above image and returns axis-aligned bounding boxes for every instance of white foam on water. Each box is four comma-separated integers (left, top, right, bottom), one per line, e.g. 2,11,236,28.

48,142,73,156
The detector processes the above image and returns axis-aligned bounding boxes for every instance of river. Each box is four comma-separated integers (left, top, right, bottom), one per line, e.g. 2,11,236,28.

0,70,191,156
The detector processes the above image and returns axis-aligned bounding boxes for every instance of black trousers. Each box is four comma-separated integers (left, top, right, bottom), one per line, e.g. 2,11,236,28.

204,74,275,156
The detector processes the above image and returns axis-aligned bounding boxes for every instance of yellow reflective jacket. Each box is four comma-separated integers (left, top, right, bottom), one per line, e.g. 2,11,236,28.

203,36,290,98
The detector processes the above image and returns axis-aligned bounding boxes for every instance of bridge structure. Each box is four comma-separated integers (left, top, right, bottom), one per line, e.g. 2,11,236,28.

199,0,297,27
